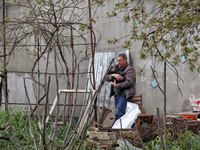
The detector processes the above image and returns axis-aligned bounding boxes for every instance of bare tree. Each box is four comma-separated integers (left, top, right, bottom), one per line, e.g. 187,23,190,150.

0,0,104,148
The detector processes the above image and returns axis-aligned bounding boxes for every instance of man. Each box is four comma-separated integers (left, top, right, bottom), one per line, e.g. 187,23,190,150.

106,53,136,121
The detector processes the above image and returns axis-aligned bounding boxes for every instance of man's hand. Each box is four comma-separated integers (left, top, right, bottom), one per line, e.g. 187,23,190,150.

113,74,123,81
111,79,117,87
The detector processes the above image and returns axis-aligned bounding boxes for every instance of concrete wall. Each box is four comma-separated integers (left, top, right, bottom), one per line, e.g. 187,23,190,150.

0,0,199,118
92,0,199,117
0,1,90,117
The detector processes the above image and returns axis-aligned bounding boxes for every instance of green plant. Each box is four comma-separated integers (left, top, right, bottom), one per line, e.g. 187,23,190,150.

0,107,88,149
0,107,38,149
172,130,200,150
144,130,200,150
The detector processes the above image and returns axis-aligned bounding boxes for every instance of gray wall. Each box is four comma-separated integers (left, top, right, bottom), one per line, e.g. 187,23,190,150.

0,0,198,118
92,0,198,117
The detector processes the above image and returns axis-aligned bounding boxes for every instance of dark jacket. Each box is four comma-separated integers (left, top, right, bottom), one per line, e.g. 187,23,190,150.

106,63,136,99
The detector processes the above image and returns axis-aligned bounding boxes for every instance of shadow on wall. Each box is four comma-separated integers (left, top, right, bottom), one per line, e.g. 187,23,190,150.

182,100,192,112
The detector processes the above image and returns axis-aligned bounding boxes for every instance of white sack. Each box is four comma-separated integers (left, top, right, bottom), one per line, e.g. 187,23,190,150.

189,95,200,111
112,102,141,129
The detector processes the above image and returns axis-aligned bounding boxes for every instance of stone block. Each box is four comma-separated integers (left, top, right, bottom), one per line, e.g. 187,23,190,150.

85,139,114,149
122,131,138,139
108,132,116,140
89,131,110,140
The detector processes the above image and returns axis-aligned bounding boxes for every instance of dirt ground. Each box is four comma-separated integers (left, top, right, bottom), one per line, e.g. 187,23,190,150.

98,117,200,148
140,117,200,143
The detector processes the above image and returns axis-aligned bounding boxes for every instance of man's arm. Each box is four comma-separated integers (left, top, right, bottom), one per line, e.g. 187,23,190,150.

115,68,135,89
106,73,114,82
106,66,117,82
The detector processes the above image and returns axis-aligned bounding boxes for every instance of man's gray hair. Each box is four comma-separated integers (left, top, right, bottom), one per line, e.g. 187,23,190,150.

118,53,127,60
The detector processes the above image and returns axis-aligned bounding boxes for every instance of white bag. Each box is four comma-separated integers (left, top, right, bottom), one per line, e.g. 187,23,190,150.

112,102,141,129
189,95,200,111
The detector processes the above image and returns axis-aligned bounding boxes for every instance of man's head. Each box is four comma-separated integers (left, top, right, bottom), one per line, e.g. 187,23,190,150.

117,53,127,68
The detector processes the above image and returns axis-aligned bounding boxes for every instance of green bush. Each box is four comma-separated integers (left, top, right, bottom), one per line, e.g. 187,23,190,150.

144,130,200,150
0,107,86,149
0,107,38,149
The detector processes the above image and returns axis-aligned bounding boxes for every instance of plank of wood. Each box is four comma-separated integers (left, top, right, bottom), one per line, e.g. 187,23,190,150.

96,106,102,121
171,111,199,116
166,115,182,118
98,106,106,124
91,106,106,126
102,109,115,127
101,109,110,123
78,98,92,132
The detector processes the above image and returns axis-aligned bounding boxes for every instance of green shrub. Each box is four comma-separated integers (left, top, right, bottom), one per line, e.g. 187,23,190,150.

0,107,38,149
0,107,86,149
144,130,200,150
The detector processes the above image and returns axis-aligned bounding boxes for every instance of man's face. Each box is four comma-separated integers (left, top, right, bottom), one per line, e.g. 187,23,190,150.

117,56,127,68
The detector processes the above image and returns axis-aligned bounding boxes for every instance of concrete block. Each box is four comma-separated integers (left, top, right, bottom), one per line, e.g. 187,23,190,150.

98,140,113,148
86,139,115,149
122,131,138,139
89,131,110,140
108,132,116,140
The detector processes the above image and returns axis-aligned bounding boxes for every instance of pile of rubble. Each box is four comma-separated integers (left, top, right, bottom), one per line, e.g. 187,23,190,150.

86,130,117,149
85,128,141,149
86,106,200,149
85,116,200,149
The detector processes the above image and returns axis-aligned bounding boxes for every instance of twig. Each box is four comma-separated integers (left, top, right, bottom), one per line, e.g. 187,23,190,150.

62,65,80,148
163,61,167,150
76,77,89,128
50,45,59,150
156,107,165,150
150,66,164,94
76,90,94,150
134,119,147,149
0,137,9,140
62,59,114,149
27,103,38,150
155,46,183,96
118,106,130,150
64,90,93,150
64,65,81,150
76,90,93,150
2,79,18,150
42,75,50,149
0,76,3,107
23,77,43,136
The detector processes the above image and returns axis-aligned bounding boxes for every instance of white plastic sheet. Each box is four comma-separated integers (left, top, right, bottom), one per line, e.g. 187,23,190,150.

112,102,141,129
189,95,200,111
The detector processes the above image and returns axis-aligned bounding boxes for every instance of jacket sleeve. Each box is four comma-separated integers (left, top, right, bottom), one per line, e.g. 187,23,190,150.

106,66,115,82
106,74,114,82
115,68,135,89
